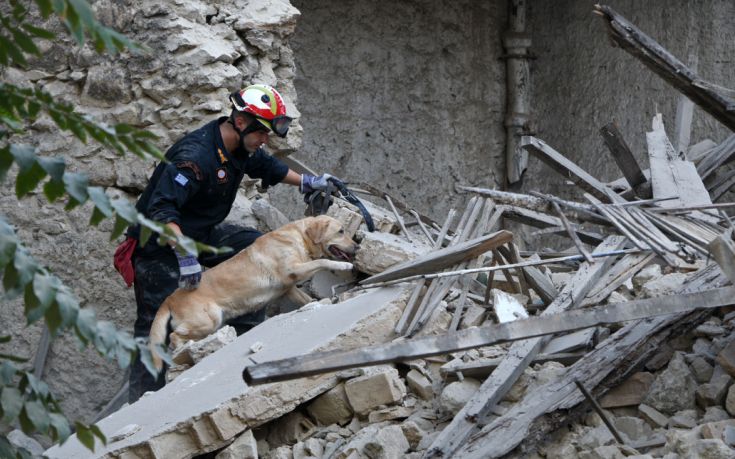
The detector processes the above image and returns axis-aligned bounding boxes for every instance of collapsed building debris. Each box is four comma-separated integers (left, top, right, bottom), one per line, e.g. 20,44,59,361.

42,5,735,459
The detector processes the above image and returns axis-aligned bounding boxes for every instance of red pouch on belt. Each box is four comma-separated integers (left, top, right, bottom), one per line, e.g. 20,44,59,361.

113,237,137,287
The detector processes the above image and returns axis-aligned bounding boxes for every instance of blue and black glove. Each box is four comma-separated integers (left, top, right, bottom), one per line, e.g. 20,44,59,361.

300,173,342,194
175,251,202,290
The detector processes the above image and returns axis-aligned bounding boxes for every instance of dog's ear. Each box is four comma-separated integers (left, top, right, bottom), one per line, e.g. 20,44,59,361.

305,217,329,245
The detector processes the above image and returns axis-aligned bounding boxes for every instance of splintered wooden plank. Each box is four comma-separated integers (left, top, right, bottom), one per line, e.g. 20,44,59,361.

582,252,656,306
646,114,719,225
595,5,735,133
600,122,648,189
521,136,623,203
360,230,513,286
423,236,627,459
455,265,728,458
243,275,734,386
502,206,605,246
697,135,735,181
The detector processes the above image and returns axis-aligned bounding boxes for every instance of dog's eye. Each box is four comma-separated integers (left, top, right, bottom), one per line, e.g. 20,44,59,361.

338,229,344,234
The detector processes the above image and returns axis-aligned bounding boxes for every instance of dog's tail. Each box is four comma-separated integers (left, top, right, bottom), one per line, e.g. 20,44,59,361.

149,300,172,372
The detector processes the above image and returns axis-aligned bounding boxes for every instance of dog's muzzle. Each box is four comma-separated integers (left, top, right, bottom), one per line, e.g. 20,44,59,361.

329,244,356,261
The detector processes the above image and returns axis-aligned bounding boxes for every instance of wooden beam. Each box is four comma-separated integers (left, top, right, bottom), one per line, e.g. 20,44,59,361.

595,5,735,133
243,283,735,385
599,122,648,189
697,135,735,181
521,136,623,203
361,230,513,286
646,114,719,225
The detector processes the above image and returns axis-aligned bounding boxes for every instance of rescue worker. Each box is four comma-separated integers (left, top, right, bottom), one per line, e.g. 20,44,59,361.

122,84,335,402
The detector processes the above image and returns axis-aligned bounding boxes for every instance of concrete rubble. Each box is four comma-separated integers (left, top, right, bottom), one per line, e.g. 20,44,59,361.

39,10,735,456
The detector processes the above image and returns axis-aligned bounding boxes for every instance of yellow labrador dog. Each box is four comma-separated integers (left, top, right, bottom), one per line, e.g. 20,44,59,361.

149,215,357,371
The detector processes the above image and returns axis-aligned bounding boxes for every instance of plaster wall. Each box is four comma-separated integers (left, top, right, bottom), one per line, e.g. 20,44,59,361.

271,0,507,221
525,0,735,201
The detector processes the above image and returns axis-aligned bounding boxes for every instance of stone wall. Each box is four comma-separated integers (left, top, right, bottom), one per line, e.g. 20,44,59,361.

270,0,508,221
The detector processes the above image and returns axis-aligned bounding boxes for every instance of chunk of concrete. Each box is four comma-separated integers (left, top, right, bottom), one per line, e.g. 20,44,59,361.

637,404,669,428
45,286,410,458
362,425,410,459
344,366,406,414
216,429,257,459
613,416,652,442
632,264,661,291
292,438,325,459
440,379,482,415
642,352,697,415
600,372,655,408
400,421,426,450
353,230,430,275
696,373,733,408
688,355,714,384
406,369,433,400
172,325,237,366
716,340,735,378
459,302,487,329
367,406,413,424
726,384,735,416
251,198,290,231
640,272,689,298
701,420,735,441
306,383,354,426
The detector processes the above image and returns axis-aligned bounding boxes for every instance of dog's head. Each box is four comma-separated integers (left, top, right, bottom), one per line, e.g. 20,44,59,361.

304,215,358,261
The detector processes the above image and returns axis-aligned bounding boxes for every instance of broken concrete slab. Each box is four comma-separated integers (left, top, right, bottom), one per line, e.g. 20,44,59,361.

406,369,433,401
267,411,316,447
215,429,257,459
353,230,430,275
45,286,410,459
172,325,237,366
642,353,697,415
344,366,406,415
306,383,353,426
599,372,655,408
251,198,290,231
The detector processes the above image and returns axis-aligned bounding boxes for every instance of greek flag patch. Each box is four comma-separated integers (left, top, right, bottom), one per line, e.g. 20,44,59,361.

174,173,189,187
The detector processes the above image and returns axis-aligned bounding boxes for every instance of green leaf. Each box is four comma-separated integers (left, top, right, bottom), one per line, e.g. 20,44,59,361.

11,249,36,296
63,2,84,45
22,399,50,433
0,353,27,363
0,362,16,385
88,187,112,217
43,179,66,202
15,162,47,197
10,28,41,55
49,412,71,443
0,35,27,67
0,335,9,344
89,423,107,445
9,144,36,170
54,289,79,329
0,437,17,459
21,23,56,40
62,172,89,204
75,308,96,343
33,273,58,309
34,0,54,18
37,156,65,181
110,215,128,240
24,283,47,325
0,146,13,182
138,342,159,377
138,225,152,248
75,423,95,451
1,387,23,422
0,223,18,271
24,373,49,399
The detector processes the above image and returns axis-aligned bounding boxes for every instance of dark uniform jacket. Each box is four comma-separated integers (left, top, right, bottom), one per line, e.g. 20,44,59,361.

131,117,288,244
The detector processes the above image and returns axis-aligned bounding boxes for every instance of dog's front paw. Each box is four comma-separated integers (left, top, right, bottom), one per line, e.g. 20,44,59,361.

332,261,354,271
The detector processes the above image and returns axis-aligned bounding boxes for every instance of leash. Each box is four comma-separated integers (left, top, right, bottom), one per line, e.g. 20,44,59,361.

305,179,375,232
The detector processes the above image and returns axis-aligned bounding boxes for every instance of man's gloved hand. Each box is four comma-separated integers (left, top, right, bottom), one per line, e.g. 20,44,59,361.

300,173,342,194
175,251,202,290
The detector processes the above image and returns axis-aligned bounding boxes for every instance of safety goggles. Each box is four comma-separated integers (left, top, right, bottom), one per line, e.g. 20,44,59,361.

268,115,292,138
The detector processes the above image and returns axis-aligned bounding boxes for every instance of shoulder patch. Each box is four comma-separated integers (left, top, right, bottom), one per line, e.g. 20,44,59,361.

174,161,203,181
174,173,189,187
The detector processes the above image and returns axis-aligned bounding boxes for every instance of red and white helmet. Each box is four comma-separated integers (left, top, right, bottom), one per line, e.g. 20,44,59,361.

229,84,292,137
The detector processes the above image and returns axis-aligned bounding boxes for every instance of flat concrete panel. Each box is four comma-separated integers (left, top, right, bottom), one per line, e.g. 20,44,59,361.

45,286,406,458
